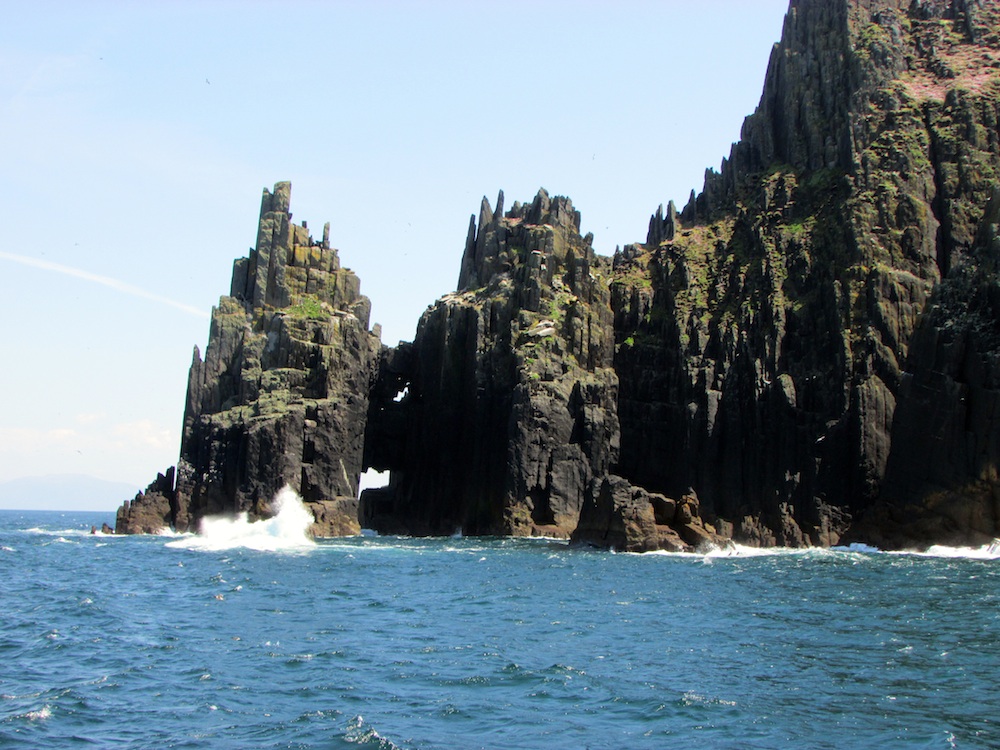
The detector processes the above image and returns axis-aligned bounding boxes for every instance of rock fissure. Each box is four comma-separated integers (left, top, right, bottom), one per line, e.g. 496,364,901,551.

925,101,954,276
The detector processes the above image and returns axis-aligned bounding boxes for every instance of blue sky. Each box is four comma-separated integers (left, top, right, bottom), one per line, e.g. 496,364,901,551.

0,0,790,508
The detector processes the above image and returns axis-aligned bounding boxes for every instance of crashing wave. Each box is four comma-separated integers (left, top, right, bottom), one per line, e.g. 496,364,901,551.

890,540,1000,561
166,486,315,552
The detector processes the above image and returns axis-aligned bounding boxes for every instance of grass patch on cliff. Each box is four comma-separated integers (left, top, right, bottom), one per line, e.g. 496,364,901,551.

855,22,893,67
285,296,329,320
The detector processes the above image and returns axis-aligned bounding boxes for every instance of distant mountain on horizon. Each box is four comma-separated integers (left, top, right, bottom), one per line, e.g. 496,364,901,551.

0,474,137,512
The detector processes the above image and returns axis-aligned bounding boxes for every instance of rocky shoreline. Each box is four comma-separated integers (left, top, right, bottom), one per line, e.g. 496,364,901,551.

118,0,1000,551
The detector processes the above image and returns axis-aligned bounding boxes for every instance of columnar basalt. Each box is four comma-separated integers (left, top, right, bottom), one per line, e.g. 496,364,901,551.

849,189,1000,547
117,0,1000,549
118,182,380,535
362,189,622,538
611,0,1000,547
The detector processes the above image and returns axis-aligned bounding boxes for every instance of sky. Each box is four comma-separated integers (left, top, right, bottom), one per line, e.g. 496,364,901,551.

0,0,790,509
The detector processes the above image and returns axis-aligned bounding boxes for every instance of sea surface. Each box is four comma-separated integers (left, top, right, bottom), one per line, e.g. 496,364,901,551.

2,495,999,749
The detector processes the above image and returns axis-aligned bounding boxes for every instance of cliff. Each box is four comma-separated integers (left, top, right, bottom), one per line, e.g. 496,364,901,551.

849,188,1000,547
117,182,380,537
118,0,1000,550
610,0,1000,547
363,190,623,538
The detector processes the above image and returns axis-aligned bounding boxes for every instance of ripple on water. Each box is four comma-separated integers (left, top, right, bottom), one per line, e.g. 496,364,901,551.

3,511,1000,749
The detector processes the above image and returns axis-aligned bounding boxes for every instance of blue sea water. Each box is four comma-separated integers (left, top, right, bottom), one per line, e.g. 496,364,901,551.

2,499,999,749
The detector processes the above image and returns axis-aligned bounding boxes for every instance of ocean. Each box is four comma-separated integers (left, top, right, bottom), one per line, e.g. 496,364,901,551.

2,494,998,749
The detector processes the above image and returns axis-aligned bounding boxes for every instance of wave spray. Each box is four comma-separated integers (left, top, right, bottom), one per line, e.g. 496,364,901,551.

166,486,315,552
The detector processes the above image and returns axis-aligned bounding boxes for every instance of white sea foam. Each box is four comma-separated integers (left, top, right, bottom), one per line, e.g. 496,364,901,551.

644,539,1000,560
681,690,737,707
888,540,1000,560
344,714,403,749
24,527,119,538
832,540,1000,560
166,486,315,552
833,542,882,554
24,705,51,722
644,543,825,559
707,543,818,558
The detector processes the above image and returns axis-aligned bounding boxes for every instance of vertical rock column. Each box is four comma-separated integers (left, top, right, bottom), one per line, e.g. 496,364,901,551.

118,182,381,534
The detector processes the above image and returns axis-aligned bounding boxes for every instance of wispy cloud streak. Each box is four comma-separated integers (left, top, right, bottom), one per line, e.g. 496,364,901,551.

0,250,209,318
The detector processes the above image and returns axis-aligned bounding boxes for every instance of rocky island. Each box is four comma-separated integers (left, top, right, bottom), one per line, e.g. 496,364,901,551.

117,0,1000,551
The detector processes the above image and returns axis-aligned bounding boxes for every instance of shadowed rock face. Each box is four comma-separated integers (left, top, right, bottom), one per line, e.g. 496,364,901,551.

848,190,1000,547
116,469,174,535
610,0,1000,548
362,189,620,538
117,182,379,536
119,0,1000,549
571,475,729,553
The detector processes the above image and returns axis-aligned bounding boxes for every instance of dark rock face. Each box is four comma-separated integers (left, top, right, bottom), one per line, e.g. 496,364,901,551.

117,0,1000,550
362,189,620,538
611,0,1000,547
117,182,380,536
850,191,1000,547
115,469,175,534
572,475,727,553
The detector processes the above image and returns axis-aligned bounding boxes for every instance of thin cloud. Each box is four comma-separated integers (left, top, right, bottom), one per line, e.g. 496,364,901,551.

75,412,107,425
0,250,209,318
111,419,174,450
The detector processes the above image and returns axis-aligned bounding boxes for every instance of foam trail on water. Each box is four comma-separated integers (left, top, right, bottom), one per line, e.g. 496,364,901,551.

25,527,119,538
890,540,1000,560
649,540,1000,560
703,544,820,558
166,486,315,552
644,544,831,559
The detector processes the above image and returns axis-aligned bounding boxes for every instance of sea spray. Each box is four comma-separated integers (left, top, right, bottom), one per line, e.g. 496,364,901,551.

641,540,1000,560
890,541,1000,561
166,486,315,552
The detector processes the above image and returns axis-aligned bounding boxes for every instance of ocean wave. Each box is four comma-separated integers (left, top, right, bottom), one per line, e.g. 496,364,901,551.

154,527,188,538
640,539,1000,560
343,715,404,749
166,486,316,553
642,544,832,559
886,540,1000,560
826,540,1000,560
832,542,882,554
706,544,824,558
6,705,52,723
681,690,738,707
24,527,118,538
